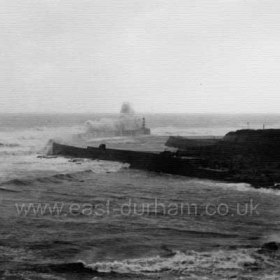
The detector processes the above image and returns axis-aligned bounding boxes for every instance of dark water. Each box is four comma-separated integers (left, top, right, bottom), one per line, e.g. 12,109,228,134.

0,114,280,280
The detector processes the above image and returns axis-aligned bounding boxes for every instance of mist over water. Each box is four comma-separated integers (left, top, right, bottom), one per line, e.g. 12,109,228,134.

0,113,280,279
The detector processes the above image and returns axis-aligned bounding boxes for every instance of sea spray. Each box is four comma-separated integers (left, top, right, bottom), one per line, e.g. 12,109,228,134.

84,102,144,136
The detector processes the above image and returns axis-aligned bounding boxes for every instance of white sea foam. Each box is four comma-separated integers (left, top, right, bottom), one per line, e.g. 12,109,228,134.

194,179,280,196
85,249,257,275
0,154,127,184
79,248,280,280
84,103,144,136
214,181,280,196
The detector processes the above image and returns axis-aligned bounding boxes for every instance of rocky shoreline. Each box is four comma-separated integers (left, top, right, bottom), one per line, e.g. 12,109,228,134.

166,129,280,189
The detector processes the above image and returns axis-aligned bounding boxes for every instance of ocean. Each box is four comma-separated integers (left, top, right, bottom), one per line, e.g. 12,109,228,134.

1,113,280,280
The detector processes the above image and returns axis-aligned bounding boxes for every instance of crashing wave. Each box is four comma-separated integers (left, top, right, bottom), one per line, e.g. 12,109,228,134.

82,103,150,138
32,246,280,279
84,250,257,274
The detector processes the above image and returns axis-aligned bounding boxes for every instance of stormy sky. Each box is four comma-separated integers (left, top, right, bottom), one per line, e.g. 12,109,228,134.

0,0,280,113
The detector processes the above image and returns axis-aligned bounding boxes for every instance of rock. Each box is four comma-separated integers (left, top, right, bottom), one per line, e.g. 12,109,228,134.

258,242,280,254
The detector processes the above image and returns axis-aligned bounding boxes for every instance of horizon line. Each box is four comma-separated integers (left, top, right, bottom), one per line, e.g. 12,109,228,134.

0,111,280,115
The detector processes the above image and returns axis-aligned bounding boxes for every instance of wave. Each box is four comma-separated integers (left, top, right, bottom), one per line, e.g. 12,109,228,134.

37,262,96,274
194,179,280,196
0,161,127,187
0,142,20,148
0,187,21,193
0,142,27,156
147,227,239,238
212,181,280,196
0,150,34,156
1,178,33,186
33,246,280,279
0,170,94,187
84,250,256,274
